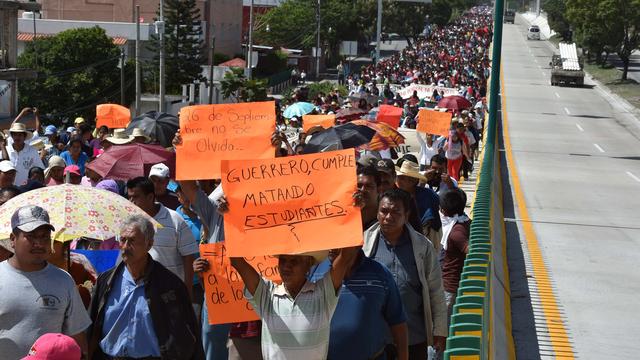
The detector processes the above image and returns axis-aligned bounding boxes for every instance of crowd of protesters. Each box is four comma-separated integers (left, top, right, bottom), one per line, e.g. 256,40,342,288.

0,6,492,360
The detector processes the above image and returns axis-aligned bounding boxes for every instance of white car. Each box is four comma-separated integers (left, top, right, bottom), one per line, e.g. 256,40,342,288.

527,25,541,40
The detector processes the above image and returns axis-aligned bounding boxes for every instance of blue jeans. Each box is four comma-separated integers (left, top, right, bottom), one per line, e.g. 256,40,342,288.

202,302,232,360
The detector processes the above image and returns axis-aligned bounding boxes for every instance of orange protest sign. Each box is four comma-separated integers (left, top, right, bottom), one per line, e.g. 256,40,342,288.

176,102,276,180
417,109,452,137
302,114,335,132
221,149,363,257
96,104,131,129
376,105,403,129
200,243,280,324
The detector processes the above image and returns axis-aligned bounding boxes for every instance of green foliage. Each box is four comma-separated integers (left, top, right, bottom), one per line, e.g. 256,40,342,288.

429,0,454,27
307,82,347,100
147,0,205,94
543,0,571,40
213,53,231,65
255,51,288,78
17,27,133,125
383,1,431,44
563,0,640,80
220,69,268,103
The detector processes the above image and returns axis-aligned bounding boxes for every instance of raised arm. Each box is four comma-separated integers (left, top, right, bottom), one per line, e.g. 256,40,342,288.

12,107,31,124
230,257,261,296
391,323,409,360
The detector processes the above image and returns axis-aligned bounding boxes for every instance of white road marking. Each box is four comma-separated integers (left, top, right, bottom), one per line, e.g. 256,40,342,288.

542,71,546,76
627,171,640,183
534,58,538,63
555,92,560,98
575,123,584,132
564,107,571,115
593,143,605,153
538,65,542,69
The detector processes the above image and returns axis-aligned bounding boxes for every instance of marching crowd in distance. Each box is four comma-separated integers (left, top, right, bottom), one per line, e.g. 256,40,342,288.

0,5,491,360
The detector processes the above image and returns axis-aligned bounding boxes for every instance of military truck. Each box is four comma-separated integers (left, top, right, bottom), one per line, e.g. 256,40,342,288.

550,43,585,86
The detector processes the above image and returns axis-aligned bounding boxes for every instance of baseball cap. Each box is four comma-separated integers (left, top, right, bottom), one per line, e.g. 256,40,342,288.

149,163,170,179
375,158,396,176
21,333,81,360
11,205,55,233
64,165,81,176
66,127,76,133
74,117,85,125
44,125,57,136
0,160,16,173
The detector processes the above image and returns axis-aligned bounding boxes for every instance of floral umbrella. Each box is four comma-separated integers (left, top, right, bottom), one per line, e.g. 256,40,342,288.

351,119,405,151
0,184,159,242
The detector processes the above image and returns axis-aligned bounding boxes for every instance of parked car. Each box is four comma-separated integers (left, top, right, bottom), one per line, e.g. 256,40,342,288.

527,25,541,40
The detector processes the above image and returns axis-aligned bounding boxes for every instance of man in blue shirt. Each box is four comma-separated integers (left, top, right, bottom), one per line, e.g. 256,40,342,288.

88,214,204,360
328,249,409,360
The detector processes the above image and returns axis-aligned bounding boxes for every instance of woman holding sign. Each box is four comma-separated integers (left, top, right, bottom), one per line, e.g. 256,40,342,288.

230,247,358,360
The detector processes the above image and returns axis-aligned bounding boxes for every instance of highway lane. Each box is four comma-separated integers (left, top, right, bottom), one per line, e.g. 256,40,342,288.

501,16,640,359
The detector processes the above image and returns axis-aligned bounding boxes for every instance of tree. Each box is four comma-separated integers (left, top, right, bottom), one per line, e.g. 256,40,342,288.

17,27,133,125
598,0,640,80
429,0,454,27
383,1,431,46
566,0,617,65
565,0,640,80
543,0,571,40
220,69,268,103
147,0,205,94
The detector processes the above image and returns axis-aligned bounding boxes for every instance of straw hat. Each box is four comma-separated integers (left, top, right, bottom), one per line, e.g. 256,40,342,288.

105,129,134,145
30,138,45,151
395,160,427,182
276,250,329,265
131,128,150,143
8,123,33,140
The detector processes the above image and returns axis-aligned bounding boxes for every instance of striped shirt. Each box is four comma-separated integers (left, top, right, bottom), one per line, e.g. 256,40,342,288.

150,204,198,281
245,272,338,360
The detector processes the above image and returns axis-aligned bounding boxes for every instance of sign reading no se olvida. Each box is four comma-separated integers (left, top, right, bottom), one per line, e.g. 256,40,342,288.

176,102,276,180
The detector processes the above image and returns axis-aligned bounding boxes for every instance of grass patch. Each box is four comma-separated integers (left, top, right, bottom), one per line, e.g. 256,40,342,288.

584,62,640,109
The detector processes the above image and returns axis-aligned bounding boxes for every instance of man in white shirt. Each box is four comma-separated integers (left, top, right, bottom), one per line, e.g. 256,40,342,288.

7,123,44,186
126,176,198,298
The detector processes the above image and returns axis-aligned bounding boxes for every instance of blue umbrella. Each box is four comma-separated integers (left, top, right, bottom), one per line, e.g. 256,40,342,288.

283,102,315,118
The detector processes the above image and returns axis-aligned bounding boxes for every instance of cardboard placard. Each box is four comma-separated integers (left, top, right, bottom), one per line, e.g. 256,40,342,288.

221,149,363,257
417,109,452,137
302,114,335,132
200,243,280,324
176,102,276,180
376,105,403,129
96,104,131,129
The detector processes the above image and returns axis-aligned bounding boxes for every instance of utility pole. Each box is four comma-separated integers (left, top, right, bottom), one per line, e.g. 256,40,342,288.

535,0,541,16
135,5,141,116
209,31,216,104
120,49,125,105
376,0,382,63
315,0,321,79
247,0,254,79
158,0,166,111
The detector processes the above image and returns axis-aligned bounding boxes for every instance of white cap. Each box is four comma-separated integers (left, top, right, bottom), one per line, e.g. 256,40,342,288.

149,163,170,179
0,160,16,173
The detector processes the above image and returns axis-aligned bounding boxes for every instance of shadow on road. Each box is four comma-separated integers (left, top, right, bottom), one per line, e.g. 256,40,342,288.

497,104,542,360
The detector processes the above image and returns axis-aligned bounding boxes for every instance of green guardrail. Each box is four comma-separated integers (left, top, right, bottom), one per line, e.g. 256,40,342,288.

443,2,505,359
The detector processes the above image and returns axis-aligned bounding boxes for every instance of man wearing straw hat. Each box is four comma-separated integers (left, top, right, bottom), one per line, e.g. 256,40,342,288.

6,123,45,186
103,129,134,151
395,160,442,250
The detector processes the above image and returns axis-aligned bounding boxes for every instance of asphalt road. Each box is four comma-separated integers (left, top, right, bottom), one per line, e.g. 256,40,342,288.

502,15,640,359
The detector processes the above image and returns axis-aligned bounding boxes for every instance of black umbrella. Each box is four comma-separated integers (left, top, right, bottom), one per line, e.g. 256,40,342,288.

302,123,376,154
126,111,179,148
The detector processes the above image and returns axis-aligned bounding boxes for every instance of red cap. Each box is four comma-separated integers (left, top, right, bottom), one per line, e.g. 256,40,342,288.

64,165,81,176
21,333,81,360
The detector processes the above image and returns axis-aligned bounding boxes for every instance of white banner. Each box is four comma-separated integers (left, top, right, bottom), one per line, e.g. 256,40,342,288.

396,84,459,100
